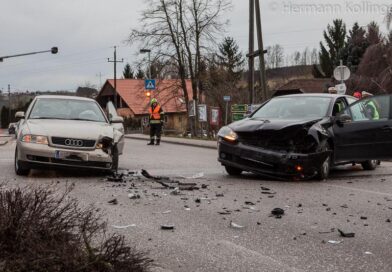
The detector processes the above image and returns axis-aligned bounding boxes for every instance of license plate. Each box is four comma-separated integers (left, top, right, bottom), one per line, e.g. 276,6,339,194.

54,150,88,161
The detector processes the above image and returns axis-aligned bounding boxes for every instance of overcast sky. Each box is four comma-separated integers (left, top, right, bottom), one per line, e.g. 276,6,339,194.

0,0,390,92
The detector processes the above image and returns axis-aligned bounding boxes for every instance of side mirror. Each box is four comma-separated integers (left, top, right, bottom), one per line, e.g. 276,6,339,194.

111,116,124,124
336,113,352,126
15,111,25,119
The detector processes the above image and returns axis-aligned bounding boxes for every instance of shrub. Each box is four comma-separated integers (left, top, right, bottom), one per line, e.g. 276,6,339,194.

0,186,152,272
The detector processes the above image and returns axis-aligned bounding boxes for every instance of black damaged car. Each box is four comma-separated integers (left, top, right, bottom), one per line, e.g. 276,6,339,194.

218,94,392,180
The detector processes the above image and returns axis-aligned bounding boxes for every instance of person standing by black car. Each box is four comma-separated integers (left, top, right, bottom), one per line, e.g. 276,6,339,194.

148,98,164,146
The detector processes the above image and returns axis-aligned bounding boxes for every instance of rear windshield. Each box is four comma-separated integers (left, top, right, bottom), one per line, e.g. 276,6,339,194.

29,98,107,123
252,96,332,119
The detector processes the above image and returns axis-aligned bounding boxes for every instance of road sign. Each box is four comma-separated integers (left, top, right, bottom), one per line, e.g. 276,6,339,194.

231,104,248,113
223,95,231,102
335,83,347,95
232,113,246,122
145,79,156,90
333,66,351,81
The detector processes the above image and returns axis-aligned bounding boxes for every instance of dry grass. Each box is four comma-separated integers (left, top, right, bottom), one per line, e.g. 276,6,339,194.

0,186,153,272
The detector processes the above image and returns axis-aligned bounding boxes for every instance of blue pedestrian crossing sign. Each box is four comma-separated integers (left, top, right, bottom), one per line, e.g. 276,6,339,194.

145,79,156,90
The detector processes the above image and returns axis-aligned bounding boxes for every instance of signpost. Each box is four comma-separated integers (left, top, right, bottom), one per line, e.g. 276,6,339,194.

145,79,156,90
223,96,231,125
188,100,196,117
333,60,351,95
210,108,220,126
198,104,208,122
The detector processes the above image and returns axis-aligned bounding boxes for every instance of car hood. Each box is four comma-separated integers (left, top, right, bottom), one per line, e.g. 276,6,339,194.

229,118,322,134
25,119,114,140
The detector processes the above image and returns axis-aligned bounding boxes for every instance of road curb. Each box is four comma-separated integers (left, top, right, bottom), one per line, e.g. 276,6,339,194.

125,135,217,150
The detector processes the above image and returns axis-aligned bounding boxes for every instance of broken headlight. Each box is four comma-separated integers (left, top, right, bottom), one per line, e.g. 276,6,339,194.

96,137,113,153
218,126,238,143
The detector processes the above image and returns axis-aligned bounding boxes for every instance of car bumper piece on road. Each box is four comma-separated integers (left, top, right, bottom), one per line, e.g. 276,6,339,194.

218,140,329,179
17,142,112,170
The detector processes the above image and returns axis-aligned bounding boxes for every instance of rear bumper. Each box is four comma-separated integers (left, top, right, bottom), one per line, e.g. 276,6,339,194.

218,140,329,179
17,141,113,170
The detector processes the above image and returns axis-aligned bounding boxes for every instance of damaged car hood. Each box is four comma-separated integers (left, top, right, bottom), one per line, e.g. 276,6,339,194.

230,117,323,133
25,119,114,140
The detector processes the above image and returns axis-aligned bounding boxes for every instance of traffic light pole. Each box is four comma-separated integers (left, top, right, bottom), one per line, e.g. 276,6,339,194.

0,47,58,62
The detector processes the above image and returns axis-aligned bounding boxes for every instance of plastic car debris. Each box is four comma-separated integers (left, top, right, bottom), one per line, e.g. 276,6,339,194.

338,229,355,238
271,208,285,218
161,225,175,230
230,221,245,229
108,198,118,205
328,240,343,244
112,224,136,229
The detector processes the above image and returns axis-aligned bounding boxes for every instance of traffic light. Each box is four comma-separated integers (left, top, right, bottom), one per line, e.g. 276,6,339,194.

145,91,151,97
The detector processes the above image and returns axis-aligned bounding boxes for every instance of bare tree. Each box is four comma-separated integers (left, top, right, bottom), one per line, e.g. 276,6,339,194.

265,44,284,69
128,0,231,134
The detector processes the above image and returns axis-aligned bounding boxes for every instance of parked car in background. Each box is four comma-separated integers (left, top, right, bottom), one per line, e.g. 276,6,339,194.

218,94,392,180
8,123,16,134
14,95,124,175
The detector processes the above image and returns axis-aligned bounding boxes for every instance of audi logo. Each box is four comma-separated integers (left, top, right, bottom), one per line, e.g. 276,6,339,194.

64,139,84,147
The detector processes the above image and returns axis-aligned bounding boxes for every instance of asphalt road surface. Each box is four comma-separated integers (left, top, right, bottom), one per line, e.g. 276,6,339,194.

1,138,392,272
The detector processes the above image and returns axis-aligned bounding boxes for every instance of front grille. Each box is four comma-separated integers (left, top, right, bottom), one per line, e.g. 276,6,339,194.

51,137,96,148
237,132,290,151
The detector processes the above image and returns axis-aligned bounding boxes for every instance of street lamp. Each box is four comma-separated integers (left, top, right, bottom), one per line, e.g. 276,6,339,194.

140,49,151,79
0,46,59,62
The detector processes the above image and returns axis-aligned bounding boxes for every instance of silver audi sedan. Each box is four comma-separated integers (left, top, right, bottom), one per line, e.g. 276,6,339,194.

14,95,124,175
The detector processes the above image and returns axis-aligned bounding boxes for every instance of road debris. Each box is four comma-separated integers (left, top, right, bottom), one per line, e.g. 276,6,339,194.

112,224,136,229
328,240,343,245
230,221,245,229
162,210,172,214
360,216,368,220
245,201,255,206
338,229,355,238
218,211,231,215
195,198,201,203
161,225,175,230
128,193,141,199
364,251,373,255
181,172,204,179
216,193,224,197
141,169,199,190
271,208,285,219
386,219,391,223
108,198,118,205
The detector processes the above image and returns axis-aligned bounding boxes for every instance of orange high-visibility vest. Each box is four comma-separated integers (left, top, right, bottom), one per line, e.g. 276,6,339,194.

149,105,161,120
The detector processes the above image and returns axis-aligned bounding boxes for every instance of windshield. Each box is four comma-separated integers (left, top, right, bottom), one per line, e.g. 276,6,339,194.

29,98,107,123
252,96,332,119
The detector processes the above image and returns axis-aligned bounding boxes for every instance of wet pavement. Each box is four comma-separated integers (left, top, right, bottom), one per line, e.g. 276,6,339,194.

1,138,392,272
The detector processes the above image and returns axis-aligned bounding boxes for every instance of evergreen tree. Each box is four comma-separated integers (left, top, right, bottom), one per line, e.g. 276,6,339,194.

319,19,347,77
123,63,134,79
135,66,145,79
216,37,244,79
341,22,369,72
366,21,383,45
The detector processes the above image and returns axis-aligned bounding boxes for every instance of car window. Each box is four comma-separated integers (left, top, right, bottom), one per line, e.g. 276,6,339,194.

346,97,357,105
343,95,390,122
332,99,347,116
29,98,107,122
252,97,332,119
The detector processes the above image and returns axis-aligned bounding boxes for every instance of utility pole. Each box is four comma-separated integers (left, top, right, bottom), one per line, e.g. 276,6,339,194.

8,84,11,125
247,0,268,104
248,0,255,104
108,46,123,108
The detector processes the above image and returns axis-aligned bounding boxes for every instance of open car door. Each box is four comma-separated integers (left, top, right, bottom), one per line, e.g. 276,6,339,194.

333,94,392,162
106,101,125,155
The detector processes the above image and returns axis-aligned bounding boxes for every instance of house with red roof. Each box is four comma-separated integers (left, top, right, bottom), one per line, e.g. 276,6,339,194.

96,79,193,133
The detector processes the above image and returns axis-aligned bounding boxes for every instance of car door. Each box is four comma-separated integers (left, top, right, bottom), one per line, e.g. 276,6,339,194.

106,101,125,154
333,95,392,162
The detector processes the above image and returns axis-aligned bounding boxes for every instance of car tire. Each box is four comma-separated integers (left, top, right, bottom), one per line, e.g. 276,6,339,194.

111,146,119,172
316,143,332,180
225,165,243,176
14,148,30,176
361,160,378,171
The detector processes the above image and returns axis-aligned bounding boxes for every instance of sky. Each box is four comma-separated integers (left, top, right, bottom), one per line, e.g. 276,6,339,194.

0,0,390,93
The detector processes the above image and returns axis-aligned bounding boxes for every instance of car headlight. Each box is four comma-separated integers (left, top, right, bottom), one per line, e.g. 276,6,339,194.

218,126,238,143
96,143,104,149
21,134,49,145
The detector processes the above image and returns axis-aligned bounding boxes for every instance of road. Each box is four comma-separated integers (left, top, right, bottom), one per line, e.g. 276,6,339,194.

1,137,392,272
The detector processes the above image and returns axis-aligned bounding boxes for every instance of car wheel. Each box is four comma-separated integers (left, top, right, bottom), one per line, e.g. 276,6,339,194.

225,165,243,176
111,146,119,172
14,148,30,176
316,143,331,180
361,160,378,171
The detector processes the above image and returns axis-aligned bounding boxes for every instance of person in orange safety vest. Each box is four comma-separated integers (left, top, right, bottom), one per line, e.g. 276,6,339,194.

148,98,164,145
